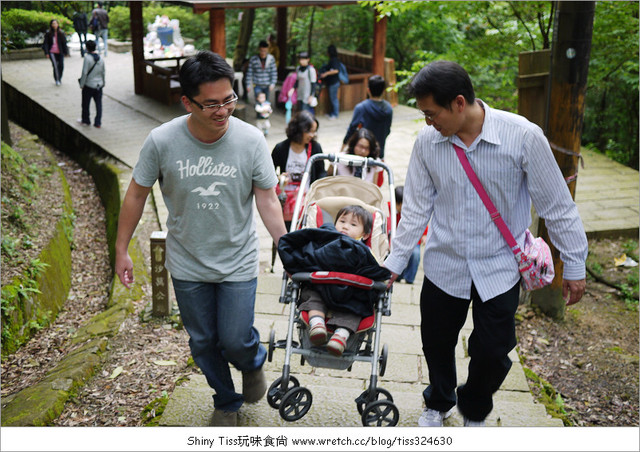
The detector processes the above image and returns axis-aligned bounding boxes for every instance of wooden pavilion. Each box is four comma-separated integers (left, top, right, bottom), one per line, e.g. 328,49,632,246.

129,0,397,111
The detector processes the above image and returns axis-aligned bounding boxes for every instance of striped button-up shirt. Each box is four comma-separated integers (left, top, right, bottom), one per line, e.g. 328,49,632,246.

246,54,278,88
384,101,588,302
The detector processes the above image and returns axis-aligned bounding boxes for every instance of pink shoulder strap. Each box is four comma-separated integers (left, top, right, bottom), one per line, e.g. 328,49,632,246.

453,144,519,251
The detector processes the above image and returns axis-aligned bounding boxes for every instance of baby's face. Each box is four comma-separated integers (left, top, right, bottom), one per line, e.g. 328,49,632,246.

336,212,368,240
256,93,266,103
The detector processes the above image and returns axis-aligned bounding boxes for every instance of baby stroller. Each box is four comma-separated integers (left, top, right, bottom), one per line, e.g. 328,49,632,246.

267,153,399,426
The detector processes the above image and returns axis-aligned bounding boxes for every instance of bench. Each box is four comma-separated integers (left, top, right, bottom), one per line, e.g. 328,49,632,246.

142,59,182,105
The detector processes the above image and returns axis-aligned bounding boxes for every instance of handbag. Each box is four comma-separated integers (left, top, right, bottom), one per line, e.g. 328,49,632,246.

453,144,554,291
277,142,312,222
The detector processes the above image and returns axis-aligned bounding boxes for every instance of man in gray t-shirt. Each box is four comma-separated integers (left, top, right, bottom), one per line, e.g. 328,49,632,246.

115,52,286,427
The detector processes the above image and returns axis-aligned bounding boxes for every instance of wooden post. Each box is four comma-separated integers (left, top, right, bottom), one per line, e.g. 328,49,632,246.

517,49,551,130
277,7,288,80
130,1,144,95
371,13,387,75
530,1,595,320
150,231,171,317
210,8,226,57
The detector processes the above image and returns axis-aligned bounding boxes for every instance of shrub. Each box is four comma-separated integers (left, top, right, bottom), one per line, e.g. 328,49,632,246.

1,8,71,49
108,3,209,48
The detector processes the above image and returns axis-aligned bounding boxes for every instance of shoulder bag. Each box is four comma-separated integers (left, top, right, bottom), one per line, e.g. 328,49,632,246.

453,143,554,291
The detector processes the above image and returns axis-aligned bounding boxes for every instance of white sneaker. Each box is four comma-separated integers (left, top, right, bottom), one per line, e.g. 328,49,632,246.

417,408,453,427
463,416,486,427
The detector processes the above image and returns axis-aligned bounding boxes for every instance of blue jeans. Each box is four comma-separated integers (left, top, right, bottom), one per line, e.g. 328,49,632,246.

172,277,266,412
327,82,340,117
253,84,269,100
96,28,108,55
401,244,421,284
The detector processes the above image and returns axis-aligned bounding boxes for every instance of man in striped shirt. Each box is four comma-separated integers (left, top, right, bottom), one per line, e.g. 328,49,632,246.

246,40,278,104
384,61,588,427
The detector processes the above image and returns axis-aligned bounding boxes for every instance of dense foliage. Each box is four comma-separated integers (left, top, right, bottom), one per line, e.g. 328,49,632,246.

582,1,638,169
1,8,71,49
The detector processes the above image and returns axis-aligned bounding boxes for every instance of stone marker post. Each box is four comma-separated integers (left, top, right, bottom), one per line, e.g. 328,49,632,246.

150,231,171,316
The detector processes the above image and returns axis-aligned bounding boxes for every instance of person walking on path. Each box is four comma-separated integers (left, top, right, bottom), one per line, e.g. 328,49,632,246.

342,75,393,159
383,60,588,427
288,51,318,115
245,40,278,105
72,9,89,57
115,51,287,427
90,2,109,56
319,44,342,120
42,19,69,86
77,40,105,128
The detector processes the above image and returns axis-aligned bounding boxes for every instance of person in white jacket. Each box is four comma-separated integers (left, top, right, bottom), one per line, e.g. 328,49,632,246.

77,40,105,128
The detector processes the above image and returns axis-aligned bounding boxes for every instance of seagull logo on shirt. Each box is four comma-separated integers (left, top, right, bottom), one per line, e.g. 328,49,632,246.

191,182,227,196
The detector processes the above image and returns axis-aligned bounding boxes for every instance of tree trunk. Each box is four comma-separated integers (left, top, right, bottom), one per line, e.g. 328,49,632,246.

531,1,595,320
233,9,255,71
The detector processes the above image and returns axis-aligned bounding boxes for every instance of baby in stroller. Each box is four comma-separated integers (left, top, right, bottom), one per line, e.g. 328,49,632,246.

295,205,382,356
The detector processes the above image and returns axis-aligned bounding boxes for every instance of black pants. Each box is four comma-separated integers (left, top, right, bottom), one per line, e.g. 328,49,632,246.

81,86,102,127
77,32,87,56
420,276,519,421
49,53,64,82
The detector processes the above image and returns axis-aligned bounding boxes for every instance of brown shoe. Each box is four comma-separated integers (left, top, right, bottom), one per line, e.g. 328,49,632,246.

211,409,238,426
242,368,267,403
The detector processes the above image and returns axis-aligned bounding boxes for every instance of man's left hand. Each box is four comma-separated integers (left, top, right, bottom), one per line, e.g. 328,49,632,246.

563,278,586,306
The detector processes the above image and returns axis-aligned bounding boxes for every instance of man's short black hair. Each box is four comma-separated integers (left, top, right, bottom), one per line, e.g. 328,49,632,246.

259,40,268,48
179,51,235,99
408,60,475,108
86,40,96,52
368,75,386,97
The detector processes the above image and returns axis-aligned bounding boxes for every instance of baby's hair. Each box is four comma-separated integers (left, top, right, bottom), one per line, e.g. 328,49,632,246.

335,205,373,236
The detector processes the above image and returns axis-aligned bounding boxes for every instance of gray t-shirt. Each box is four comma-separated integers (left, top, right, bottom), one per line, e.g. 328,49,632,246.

133,115,277,282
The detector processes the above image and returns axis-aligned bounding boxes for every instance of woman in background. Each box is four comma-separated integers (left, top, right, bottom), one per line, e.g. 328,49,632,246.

42,19,69,86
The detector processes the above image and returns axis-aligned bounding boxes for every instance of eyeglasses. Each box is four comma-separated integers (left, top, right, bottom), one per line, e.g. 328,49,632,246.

188,92,238,112
419,108,444,122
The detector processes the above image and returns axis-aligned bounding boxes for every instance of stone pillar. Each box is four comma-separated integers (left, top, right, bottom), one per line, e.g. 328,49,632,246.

150,231,171,316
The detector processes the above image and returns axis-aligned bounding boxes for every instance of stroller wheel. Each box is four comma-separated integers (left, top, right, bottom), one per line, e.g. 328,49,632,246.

361,400,399,427
268,330,276,362
279,387,312,422
356,387,393,415
267,375,300,409
379,343,389,377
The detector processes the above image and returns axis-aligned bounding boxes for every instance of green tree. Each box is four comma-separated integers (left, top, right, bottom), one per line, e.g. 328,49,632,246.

582,1,639,169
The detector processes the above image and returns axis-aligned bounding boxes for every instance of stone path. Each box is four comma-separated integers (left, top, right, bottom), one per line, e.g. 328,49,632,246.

2,49,637,429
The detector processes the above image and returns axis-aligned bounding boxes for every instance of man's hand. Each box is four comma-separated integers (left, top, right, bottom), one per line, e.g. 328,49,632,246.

386,271,400,289
563,278,586,306
115,252,134,289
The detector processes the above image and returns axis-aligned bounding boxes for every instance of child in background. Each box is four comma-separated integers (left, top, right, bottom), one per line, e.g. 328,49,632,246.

328,128,382,184
255,91,272,136
299,205,375,356
395,185,427,284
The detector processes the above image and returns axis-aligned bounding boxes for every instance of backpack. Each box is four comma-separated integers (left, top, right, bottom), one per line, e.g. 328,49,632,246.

338,61,349,84
90,15,100,32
